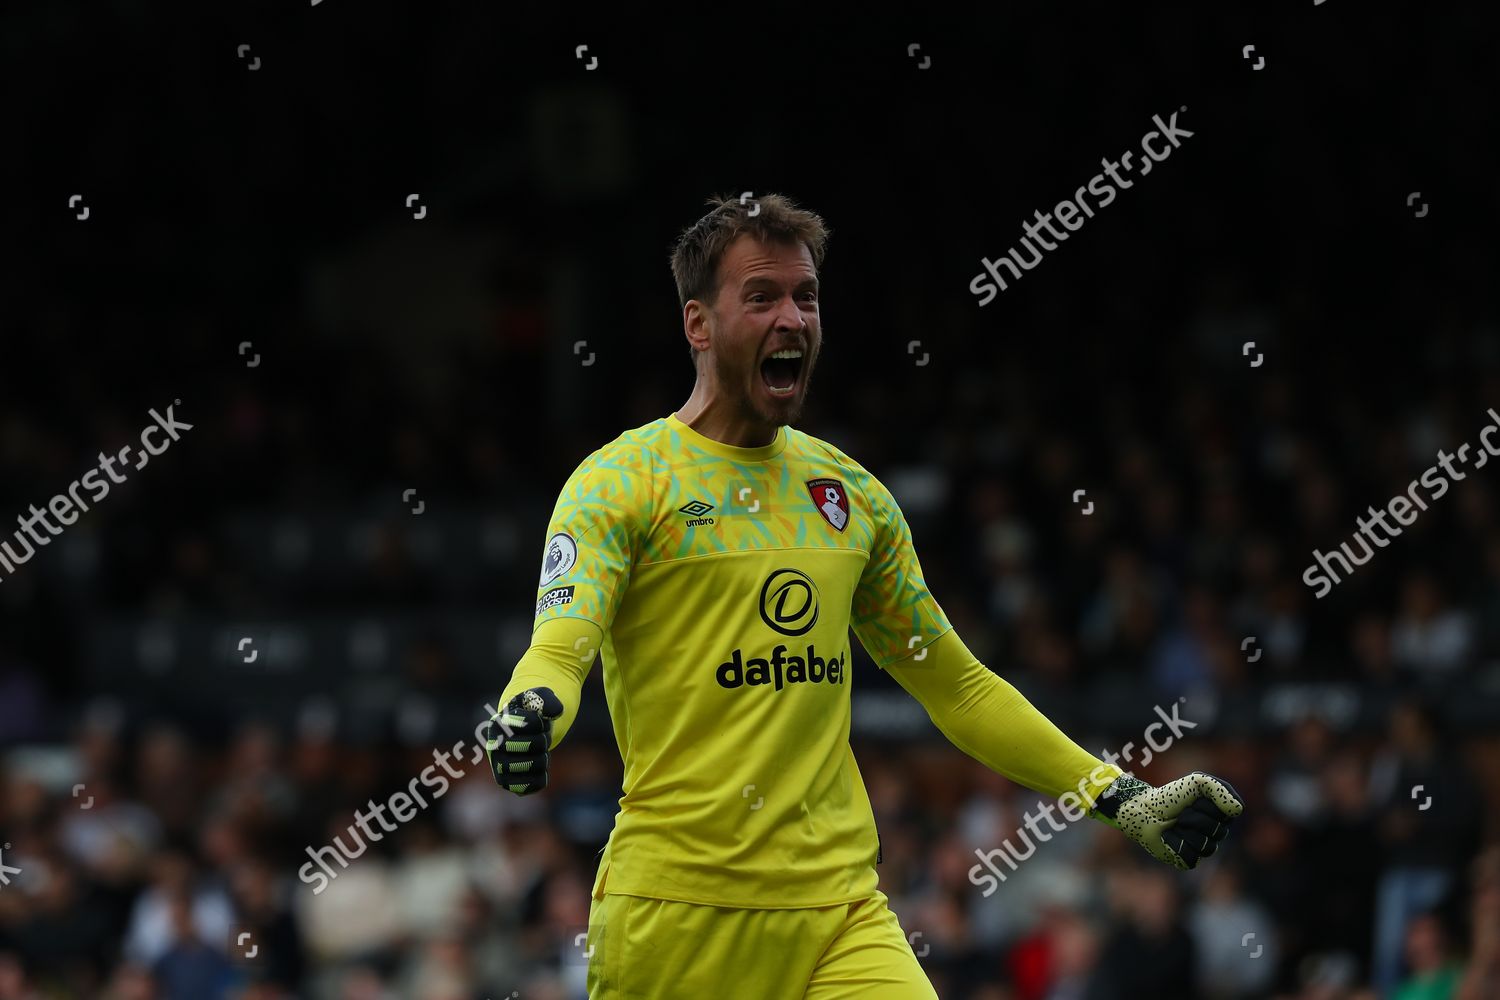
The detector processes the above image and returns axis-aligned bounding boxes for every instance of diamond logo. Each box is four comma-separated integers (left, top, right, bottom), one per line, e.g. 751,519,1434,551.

678,500,714,518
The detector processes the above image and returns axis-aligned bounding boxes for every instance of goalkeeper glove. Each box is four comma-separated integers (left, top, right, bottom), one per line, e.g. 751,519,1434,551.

1091,771,1244,870
482,687,565,796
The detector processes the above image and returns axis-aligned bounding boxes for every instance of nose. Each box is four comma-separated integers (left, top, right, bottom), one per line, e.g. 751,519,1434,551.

772,296,808,334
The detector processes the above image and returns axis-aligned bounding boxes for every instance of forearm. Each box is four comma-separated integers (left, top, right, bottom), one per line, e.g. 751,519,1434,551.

495,616,601,748
885,629,1121,808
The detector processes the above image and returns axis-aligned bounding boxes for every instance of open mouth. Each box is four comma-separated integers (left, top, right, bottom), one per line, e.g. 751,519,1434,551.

760,348,804,397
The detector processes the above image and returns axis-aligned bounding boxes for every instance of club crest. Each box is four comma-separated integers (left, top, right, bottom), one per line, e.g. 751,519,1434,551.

806,478,849,532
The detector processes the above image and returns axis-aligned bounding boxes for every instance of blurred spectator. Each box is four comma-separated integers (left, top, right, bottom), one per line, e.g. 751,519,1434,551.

1188,865,1277,999
1369,701,1481,993
122,851,233,968
1456,848,1500,1000
294,819,402,965
1393,911,1461,1000
96,962,156,1000
389,820,470,941
0,658,48,745
1300,751,1380,974
5,849,116,990
0,953,42,1000
59,777,161,885
1043,909,1102,1000
1146,584,1220,700
1267,716,1335,826
149,890,238,999
1391,574,1473,679
1080,547,1166,671
228,856,305,991
1349,614,1397,687
1086,867,1196,999
1476,535,1500,660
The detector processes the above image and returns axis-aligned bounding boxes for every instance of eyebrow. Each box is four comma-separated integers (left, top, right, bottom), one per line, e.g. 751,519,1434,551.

742,276,819,292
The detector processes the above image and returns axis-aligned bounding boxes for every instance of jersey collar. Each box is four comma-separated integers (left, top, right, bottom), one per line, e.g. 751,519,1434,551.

666,412,788,462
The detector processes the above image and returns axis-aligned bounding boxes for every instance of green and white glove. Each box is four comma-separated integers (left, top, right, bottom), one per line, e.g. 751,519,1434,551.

482,687,565,796
1091,771,1244,870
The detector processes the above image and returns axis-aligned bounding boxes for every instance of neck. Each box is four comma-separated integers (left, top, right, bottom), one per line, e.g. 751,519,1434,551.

675,381,780,448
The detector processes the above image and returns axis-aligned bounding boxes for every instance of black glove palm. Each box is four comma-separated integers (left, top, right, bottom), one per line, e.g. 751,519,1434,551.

483,687,565,795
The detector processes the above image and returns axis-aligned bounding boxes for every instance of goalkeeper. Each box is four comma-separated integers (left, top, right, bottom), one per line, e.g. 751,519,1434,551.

484,193,1243,999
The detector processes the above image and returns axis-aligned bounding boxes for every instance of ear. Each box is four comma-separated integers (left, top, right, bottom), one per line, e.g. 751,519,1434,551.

684,300,712,357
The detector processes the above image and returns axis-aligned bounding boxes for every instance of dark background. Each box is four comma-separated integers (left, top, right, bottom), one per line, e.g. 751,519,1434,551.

1,3,1498,999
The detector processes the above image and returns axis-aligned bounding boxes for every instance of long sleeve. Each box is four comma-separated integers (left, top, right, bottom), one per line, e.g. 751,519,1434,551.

494,615,601,749
884,628,1121,807
500,438,651,748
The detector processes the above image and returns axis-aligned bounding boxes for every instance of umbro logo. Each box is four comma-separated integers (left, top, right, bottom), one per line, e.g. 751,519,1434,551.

679,499,715,527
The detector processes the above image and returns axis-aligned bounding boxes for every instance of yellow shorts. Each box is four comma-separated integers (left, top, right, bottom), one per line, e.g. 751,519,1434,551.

583,887,937,999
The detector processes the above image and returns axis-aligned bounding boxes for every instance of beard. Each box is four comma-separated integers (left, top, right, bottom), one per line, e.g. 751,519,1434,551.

713,340,818,428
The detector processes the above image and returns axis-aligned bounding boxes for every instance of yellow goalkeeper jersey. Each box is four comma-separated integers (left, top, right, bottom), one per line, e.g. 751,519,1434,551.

502,412,1121,908
526,412,951,908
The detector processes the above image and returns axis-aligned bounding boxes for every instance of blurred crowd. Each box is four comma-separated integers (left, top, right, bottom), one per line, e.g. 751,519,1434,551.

0,695,1496,999
0,314,1498,999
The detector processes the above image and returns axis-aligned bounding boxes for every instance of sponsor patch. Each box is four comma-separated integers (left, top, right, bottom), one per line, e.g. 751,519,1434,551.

760,568,820,636
536,585,575,616
715,644,846,690
540,532,578,586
